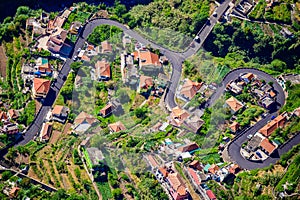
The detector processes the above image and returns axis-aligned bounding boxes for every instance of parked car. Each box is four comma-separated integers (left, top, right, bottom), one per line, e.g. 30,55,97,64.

247,134,253,139
256,151,262,158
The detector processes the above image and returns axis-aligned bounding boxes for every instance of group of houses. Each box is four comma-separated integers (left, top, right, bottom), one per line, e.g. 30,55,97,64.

226,72,278,110
225,72,280,135
77,33,169,98
0,110,20,135
145,140,242,200
242,112,288,160
38,105,69,142
27,7,80,58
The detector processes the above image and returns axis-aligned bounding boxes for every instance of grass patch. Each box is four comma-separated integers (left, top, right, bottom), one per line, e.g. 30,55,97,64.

97,181,113,200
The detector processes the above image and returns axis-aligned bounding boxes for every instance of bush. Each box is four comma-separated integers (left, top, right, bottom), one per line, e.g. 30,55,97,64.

112,188,123,200
1,171,13,181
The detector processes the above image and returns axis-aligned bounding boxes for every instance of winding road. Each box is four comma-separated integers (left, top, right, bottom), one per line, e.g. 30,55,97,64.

207,68,290,170
10,0,232,148
0,0,298,171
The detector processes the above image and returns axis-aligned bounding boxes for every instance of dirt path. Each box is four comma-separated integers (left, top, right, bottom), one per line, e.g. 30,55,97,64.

0,45,7,77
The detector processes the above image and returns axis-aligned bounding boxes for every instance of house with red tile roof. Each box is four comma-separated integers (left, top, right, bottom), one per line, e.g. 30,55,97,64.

47,29,68,54
180,79,202,100
228,164,241,174
101,40,112,53
52,105,69,123
206,190,217,200
32,78,50,98
167,172,189,200
7,109,19,120
189,160,203,171
260,138,276,155
208,164,220,174
157,167,169,178
99,103,114,117
139,75,153,90
187,167,201,186
229,121,240,133
108,121,126,133
40,122,52,142
133,50,162,72
241,73,256,83
9,187,20,199
225,96,244,114
73,112,98,133
178,142,200,153
169,106,190,127
95,59,111,81
0,111,8,122
258,114,286,137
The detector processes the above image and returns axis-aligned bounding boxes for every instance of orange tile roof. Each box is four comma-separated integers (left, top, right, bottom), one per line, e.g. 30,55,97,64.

187,167,201,185
135,50,161,67
171,106,189,121
81,55,91,62
208,164,220,174
95,60,111,79
9,187,20,197
38,63,52,73
206,190,217,200
41,123,52,140
87,44,95,51
101,40,112,53
243,73,254,81
74,112,97,126
167,173,187,196
180,79,202,99
178,142,199,153
100,103,113,116
108,121,126,132
260,138,276,154
228,164,240,174
158,167,168,177
52,105,64,115
8,109,19,119
259,114,286,137
226,96,244,112
139,75,153,89
33,78,50,94
189,160,200,167
0,111,8,121
269,90,276,98
230,121,240,132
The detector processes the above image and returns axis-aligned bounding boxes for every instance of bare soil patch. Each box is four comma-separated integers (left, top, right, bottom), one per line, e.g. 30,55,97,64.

63,123,72,135
50,130,61,144
0,45,7,77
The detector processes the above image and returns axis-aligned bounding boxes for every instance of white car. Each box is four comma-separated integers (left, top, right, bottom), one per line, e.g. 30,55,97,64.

247,134,253,139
